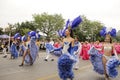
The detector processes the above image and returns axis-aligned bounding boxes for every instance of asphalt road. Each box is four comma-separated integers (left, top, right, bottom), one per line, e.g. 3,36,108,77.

0,51,120,80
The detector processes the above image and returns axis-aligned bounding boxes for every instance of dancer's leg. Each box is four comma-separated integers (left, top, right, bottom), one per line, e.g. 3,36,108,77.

102,56,109,80
19,50,27,66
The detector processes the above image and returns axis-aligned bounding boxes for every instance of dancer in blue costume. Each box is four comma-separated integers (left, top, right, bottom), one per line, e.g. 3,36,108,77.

44,38,55,61
58,27,76,80
73,36,81,70
52,16,82,80
89,27,120,80
19,35,30,66
10,33,20,59
19,31,38,66
36,33,41,58
25,32,39,65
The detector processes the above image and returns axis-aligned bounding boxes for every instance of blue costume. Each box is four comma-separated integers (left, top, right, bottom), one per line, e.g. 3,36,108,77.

19,36,27,56
24,31,39,65
25,38,38,64
55,16,82,80
44,42,55,61
50,46,62,57
73,41,81,69
45,42,54,54
10,42,18,58
10,33,21,59
57,42,76,80
88,46,120,78
73,41,80,55
89,26,120,78
53,47,62,57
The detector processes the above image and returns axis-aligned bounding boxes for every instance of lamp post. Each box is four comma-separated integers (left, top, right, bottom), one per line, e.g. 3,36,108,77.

91,26,98,42
8,23,15,53
8,24,12,53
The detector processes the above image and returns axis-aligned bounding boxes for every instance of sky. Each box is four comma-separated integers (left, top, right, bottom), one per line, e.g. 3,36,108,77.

0,0,120,31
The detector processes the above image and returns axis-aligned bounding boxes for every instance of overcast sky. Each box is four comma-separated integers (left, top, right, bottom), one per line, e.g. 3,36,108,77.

0,0,120,31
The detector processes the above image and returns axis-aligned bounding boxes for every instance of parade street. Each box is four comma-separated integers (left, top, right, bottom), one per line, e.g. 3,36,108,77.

0,51,120,80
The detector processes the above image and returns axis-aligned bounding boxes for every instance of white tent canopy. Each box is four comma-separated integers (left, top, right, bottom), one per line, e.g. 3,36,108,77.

0,34,10,38
38,32,47,36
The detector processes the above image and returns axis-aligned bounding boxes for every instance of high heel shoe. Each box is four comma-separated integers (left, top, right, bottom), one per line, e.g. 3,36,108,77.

19,64,23,67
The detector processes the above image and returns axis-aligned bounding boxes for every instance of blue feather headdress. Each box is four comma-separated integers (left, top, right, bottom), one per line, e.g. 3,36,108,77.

57,16,82,37
100,27,116,37
27,31,37,39
57,29,63,37
14,33,21,39
21,35,27,42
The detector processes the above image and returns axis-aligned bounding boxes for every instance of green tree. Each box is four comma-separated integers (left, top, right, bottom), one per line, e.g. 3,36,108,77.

33,13,65,38
4,23,15,36
73,15,103,42
0,27,3,35
13,21,36,35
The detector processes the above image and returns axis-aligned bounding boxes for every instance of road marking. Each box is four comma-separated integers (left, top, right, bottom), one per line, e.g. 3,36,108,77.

37,65,92,80
37,74,58,80
0,69,26,77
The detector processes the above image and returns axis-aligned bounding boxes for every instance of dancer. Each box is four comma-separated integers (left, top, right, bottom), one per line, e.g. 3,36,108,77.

19,35,30,66
102,34,119,80
51,16,82,80
58,16,82,80
80,41,90,60
44,38,54,61
10,33,20,59
36,33,41,57
19,31,39,66
73,36,81,70
57,27,76,80
89,27,120,80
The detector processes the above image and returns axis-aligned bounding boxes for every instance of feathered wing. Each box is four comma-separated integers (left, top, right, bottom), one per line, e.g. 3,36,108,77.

58,54,76,79
89,47,120,78
88,46,104,75
106,56,120,78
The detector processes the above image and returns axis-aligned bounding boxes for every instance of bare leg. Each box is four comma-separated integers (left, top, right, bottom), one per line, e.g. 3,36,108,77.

19,51,27,66
102,56,109,80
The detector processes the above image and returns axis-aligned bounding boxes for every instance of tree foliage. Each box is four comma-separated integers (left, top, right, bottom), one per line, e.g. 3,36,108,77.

73,15,104,42
4,21,37,36
3,13,119,42
33,13,65,37
0,27,3,35
14,21,36,35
